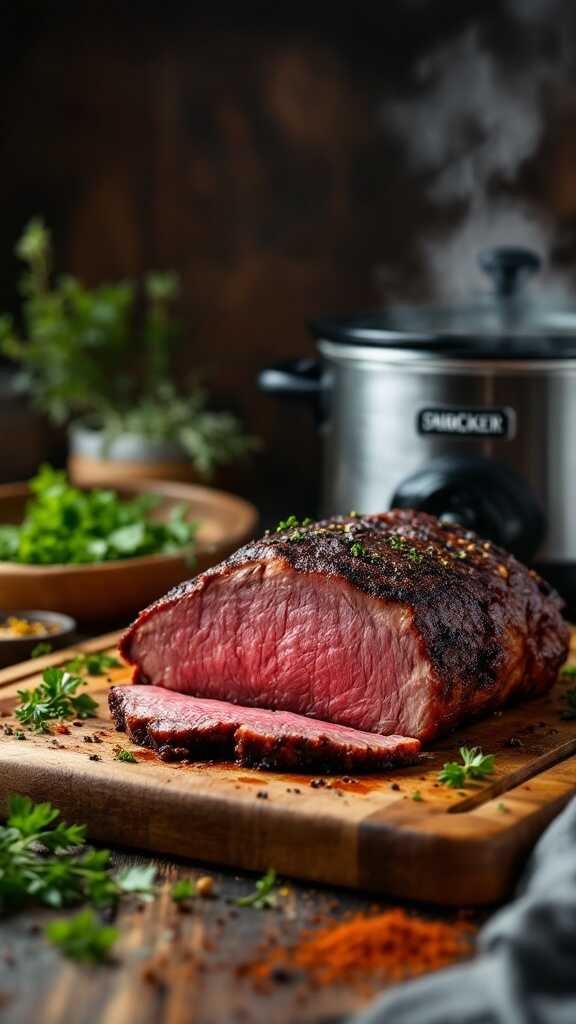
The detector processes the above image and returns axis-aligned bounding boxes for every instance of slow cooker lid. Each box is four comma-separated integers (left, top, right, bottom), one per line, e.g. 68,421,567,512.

311,247,576,360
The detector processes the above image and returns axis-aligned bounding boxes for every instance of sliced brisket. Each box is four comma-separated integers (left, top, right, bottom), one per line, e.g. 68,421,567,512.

120,510,569,742
109,685,421,771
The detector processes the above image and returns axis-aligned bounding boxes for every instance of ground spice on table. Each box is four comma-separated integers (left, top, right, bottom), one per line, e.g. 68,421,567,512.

239,908,474,990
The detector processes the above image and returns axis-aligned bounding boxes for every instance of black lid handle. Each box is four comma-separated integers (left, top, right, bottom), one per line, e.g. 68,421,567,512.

478,247,542,299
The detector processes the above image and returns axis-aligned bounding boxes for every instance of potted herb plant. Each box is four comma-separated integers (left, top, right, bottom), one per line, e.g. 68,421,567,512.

0,220,258,486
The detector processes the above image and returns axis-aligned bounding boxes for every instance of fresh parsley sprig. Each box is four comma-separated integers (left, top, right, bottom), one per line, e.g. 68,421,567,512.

236,868,278,909
0,795,157,915
15,667,98,732
438,746,496,789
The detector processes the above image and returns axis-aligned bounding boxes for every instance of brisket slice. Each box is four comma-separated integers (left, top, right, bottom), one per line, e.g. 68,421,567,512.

120,510,569,743
109,685,421,771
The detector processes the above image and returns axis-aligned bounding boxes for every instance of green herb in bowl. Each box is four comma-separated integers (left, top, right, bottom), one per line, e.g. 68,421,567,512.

0,465,196,566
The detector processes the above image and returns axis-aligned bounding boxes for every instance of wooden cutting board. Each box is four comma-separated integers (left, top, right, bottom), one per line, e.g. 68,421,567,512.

1,631,575,906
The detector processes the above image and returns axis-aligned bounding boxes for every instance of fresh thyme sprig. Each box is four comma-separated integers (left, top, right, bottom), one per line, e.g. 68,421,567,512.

438,746,496,789
15,667,98,732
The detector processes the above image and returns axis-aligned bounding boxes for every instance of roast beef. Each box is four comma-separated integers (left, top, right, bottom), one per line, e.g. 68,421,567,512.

109,685,421,771
120,510,569,742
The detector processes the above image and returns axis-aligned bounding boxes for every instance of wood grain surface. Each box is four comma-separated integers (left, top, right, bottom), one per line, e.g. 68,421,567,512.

1,632,575,907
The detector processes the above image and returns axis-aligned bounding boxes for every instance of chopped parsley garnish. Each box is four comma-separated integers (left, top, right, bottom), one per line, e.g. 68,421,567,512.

350,541,367,558
560,687,576,720
275,515,313,533
388,535,406,551
15,667,98,732
65,652,121,676
115,749,137,763
438,746,496,788
560,665,576,678
407,547,423,563
411,790,424,802
46,910,118,964
171,879,196,903
236,868,278,909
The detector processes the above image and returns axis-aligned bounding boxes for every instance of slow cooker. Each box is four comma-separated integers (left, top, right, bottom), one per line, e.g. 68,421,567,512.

259,247,576,606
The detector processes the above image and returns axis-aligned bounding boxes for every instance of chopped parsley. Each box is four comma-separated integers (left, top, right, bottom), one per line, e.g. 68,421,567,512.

15,667,98,732
236,868,278,909
114,749,137,763
438,746,496,789
350,541,368,558
560,665,576,678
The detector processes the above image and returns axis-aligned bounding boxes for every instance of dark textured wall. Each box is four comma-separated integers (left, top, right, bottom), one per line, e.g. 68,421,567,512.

1,3,575,506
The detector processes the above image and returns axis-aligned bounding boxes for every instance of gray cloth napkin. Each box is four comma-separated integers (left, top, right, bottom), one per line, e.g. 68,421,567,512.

351,796,576,1024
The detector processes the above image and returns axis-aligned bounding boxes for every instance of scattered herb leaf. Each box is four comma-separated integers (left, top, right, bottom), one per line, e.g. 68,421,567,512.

236,868,278,909
171,879,196,903
497,802,510,814
15,667,98,732
412,790,424,802
46,909,118,964
350,542,367,558
65,652,121,677
560,665,576,679
114,749,137,763
30,641,53,659
115,865,157,901
438,746,496,789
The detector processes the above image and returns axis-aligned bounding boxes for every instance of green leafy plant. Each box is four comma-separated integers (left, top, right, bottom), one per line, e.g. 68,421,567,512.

101,382,259,478
15,667,98,732
438,746,496,789
0,464,196,565
0,219,258,476
236,868,278,909
46,910,118,964
0,219,134,425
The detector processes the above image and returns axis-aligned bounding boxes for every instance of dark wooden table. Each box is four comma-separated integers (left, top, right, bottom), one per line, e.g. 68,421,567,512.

1,845,454,1024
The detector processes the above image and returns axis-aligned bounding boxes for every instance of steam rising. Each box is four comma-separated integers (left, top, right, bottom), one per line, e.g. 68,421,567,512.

383,0,571,302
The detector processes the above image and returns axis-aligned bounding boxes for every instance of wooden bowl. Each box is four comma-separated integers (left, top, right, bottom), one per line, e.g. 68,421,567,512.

0,480,258,622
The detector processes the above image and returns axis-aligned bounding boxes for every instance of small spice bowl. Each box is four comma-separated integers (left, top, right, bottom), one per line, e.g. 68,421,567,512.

0,610,77,669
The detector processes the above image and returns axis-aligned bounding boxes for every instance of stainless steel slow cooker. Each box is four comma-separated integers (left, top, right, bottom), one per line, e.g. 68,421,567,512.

259,248,576,604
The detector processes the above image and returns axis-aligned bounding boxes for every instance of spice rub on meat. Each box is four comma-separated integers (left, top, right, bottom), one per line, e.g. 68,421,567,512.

120,509,569,744
109,686,421,772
